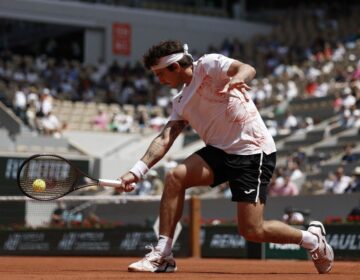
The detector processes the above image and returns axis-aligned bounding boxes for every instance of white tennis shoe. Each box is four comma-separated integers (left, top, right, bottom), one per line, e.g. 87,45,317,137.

307,221,334,274
128,245,177,272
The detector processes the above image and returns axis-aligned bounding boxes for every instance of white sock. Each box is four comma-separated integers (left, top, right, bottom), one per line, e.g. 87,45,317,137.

155,235,173,256
299,230,319,250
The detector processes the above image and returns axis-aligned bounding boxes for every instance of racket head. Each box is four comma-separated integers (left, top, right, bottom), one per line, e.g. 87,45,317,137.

17,154,86,201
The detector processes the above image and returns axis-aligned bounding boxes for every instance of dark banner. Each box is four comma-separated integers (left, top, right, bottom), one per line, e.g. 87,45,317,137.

326,224,360,260
0,227,189,256
0,155,90,195
201,225,261,258
201,224,360,260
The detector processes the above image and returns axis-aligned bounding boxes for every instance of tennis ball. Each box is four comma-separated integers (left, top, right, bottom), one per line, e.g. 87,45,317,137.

32,179,46,192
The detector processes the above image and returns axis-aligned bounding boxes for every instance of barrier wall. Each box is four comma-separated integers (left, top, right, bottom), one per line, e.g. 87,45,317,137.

0,224,358,260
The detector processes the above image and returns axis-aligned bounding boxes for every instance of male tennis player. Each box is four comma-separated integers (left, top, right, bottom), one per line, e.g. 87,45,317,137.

118,40,334,274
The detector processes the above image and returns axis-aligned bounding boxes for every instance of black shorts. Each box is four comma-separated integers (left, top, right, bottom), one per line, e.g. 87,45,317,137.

195,145,276,203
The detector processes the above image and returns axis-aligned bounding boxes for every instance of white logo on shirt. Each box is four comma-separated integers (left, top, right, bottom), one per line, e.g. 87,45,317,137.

244,189,256,194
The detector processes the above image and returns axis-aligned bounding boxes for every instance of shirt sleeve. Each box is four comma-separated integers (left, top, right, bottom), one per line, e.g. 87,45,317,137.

169,103,183,121
202,54,235,79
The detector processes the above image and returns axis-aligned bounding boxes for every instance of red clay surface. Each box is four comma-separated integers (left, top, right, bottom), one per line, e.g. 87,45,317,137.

0,257,359,280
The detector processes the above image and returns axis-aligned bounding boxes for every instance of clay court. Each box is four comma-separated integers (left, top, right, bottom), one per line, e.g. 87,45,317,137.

0,257,358,280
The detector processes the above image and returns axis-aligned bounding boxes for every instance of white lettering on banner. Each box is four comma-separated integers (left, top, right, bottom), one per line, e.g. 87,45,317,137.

328,234,360,250
120,232,142,250
210,234,246,249
269,243,301,250
119,232,155,251
27,160,70,180
58,233,76,250
3,233,21,251
5,158,71,180
5,159,24,180
3,233,48,251
58,232,109,251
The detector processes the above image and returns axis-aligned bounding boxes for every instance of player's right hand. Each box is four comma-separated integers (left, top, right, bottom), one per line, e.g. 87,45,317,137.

117,172,138,192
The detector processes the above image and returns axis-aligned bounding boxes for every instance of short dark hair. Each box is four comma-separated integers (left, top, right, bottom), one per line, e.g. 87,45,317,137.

143,40,193,70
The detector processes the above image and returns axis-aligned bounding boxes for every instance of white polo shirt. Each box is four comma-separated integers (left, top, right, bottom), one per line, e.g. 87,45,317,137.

169,53,276,155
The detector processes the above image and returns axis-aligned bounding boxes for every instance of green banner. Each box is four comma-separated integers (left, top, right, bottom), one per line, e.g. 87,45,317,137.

265,243,308,260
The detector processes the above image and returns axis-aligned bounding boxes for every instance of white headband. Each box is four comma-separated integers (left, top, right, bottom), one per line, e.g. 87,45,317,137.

151,44,192,71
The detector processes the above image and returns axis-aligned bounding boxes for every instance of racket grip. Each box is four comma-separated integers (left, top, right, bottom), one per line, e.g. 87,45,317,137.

98,179,123,187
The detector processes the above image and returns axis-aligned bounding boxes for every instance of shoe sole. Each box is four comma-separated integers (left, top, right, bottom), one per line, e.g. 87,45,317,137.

309,221,334,274
324,243,334,274
128,266,177,273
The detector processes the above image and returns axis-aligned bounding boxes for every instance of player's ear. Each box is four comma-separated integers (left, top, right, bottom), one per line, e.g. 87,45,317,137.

173,62,181,72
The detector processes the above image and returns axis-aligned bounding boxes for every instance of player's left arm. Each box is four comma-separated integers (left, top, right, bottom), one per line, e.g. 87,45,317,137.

226,60,256,94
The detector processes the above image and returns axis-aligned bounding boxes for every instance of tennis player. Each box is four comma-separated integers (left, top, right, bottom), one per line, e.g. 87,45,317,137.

119,40,334,274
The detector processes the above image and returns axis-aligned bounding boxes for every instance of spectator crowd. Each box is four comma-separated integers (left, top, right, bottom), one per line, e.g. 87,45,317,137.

0,3,359,197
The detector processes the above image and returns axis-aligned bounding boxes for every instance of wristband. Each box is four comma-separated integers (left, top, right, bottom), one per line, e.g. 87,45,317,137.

129,160,149,179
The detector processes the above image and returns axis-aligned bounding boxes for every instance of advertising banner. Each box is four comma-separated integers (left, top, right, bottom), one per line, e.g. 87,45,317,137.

112,23,131,56
265,243,308,260
201,225,260,258
0,155,89,195
0,227,189,256
326,224,360,260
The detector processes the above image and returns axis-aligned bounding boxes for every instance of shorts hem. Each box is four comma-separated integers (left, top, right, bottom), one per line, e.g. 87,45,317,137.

231,197,267,204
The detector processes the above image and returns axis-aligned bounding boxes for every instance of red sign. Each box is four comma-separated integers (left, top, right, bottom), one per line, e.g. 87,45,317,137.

112,23,131,56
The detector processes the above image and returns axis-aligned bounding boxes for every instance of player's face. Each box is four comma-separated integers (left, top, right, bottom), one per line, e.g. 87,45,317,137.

153,67,181,88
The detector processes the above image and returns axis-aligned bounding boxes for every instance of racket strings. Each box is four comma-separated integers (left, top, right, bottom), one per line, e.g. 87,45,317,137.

18,157,78,200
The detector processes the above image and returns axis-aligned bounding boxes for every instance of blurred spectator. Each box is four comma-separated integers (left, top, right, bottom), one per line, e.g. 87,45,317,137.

108,112,133,133
269,171,299,196
12,87,27,121
82,212,102,228
323,166,352,194
287,157,305,188
136,109,148,134
92,110,108,129
341,144,358,164
345,166,360,193
135,176,152,195
147,170,164,195
42,111,63,137
282,207,306,225
149,112,167,132
282,110,298,131
39,88,53,115
50,201,66,227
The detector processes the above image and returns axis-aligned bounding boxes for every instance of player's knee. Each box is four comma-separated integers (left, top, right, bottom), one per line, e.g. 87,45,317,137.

165,169,186,190
238,225,264,242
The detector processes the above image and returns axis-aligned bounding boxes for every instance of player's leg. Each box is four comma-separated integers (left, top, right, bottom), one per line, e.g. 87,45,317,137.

128,152,214,272
233,151,333,274
236,201,303,244
159,152,214,239
236,201,334,273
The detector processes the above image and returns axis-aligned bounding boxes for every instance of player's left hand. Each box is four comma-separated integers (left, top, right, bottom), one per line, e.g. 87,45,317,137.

219,79,251,101
228,79,251,94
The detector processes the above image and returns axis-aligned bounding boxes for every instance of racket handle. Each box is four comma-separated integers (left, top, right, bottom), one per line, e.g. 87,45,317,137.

98,179,123,187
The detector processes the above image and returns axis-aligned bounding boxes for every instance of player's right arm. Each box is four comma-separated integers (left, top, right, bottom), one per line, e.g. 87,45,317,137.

119,120,187,191
140,120,187,168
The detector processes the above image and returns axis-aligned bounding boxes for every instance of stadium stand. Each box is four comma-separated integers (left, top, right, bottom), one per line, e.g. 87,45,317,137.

0,0,359,198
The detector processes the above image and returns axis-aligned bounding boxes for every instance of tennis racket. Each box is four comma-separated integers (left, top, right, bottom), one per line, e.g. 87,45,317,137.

17,154,128,201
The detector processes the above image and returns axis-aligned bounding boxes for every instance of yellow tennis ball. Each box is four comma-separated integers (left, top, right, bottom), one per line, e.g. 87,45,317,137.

33,179,46,192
